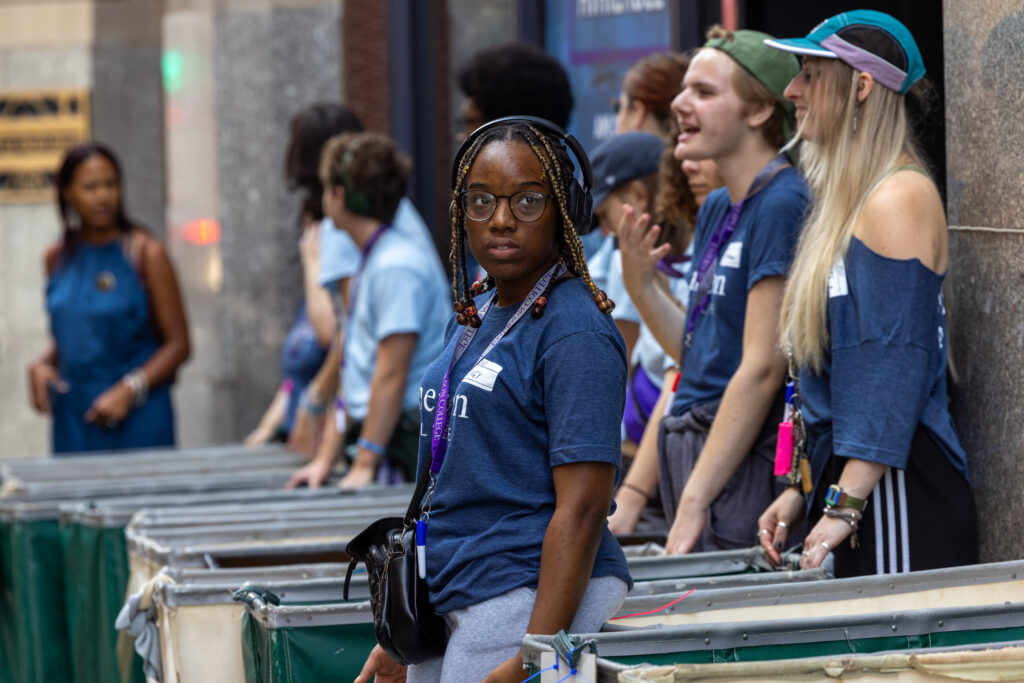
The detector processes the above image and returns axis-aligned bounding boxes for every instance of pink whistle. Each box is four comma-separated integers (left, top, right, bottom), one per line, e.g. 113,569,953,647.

775,421,794,476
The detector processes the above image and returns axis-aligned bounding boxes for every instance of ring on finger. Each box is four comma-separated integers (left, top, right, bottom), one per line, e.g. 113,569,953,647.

801,551,810,557
820,541,832,552
777,521,788,529
756,529,770,538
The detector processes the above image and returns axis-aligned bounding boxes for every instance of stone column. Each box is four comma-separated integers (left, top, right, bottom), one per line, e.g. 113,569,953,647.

0,2,94,457
163,0,344,445
943,1,1024,562
92,0,166,238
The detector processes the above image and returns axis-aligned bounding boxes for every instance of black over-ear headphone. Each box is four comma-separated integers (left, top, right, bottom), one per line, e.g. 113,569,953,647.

451,115,595,235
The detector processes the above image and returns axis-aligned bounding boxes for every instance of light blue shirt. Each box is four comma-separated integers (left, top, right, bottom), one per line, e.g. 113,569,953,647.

587,233,615,293
588,233,640,324
342,223,450,420
580,228,605,263
318,197,435,292
632,248,692,385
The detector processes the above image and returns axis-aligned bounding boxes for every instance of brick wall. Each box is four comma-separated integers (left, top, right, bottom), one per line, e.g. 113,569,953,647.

343,0,390,132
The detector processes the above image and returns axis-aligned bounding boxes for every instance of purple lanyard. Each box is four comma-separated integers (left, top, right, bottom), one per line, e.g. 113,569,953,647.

428,262,563,474
656,254,692,279
683,155,788,349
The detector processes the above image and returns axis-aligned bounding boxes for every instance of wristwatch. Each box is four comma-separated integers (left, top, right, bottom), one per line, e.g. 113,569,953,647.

824,484,867,511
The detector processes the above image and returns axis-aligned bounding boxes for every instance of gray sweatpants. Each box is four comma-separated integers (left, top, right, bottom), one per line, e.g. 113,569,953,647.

407,575,628,683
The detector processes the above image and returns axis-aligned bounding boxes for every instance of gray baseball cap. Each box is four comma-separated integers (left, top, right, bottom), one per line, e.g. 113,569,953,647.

590,131,664,209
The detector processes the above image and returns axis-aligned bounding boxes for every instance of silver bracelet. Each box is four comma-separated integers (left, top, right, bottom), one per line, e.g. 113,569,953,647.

123,368,149,407
822,505,862,530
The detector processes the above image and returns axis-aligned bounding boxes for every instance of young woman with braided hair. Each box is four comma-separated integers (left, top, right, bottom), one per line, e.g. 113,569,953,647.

355,118,631,683
447,123,610,319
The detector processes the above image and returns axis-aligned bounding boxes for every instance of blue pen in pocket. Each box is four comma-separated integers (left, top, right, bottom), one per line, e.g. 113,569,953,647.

416,519,427,579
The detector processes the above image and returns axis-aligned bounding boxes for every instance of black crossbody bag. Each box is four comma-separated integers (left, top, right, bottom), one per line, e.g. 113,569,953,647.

343,463,447,664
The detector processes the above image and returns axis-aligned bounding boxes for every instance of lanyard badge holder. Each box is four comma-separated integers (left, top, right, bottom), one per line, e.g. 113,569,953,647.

775,348,812,492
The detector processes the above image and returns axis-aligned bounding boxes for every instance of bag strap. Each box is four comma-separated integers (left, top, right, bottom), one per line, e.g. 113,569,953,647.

343,557,357,601
343,460,433,601
403,460,434,525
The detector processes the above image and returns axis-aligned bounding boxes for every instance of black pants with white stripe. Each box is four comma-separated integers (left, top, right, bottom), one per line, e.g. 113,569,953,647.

810,426,978,578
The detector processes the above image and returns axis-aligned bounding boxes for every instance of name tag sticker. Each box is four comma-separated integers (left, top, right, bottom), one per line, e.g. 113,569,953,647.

720,241,743,268
828,259,848,298
464,359,502,392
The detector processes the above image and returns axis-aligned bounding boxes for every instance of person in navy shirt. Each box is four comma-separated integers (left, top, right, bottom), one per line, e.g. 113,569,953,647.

355,119,631,683
619,27,807,554
758,11,977,576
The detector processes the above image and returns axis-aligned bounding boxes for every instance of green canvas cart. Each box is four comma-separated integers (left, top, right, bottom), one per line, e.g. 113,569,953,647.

238,588,377,683
232,549,829,683
0,445,336,683
154,568,365,682
520,560,1024,681
58,487,369,683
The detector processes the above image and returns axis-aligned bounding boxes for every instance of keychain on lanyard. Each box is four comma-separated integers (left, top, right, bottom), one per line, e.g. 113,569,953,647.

415,261,564,578
776,347,812,493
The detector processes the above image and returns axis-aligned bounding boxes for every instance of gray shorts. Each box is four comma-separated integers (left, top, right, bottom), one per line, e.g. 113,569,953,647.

657,399,796,551
407,575,628,683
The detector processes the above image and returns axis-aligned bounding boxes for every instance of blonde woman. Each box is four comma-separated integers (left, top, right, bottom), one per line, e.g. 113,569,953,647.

758,10,977,577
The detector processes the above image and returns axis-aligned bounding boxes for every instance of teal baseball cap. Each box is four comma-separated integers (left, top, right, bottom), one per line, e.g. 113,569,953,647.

763,10,925,94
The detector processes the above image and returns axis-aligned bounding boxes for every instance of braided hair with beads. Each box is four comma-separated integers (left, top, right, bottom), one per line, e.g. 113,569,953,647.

449,121,613,327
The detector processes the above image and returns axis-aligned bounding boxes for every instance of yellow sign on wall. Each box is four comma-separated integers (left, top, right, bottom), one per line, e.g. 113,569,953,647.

0,89,90,204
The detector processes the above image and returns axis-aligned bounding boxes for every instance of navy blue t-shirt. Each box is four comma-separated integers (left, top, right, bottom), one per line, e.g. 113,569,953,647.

801,236,969,480
671,167,810,416
416,278,633,614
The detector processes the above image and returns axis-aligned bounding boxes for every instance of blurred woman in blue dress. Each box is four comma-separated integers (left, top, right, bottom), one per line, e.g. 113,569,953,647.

28,142,190,454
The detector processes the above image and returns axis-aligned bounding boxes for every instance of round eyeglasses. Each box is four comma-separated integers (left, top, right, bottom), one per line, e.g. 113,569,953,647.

460,190,551,223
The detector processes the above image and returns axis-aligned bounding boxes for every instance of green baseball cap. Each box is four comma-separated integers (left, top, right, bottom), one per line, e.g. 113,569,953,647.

705,29,800,142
